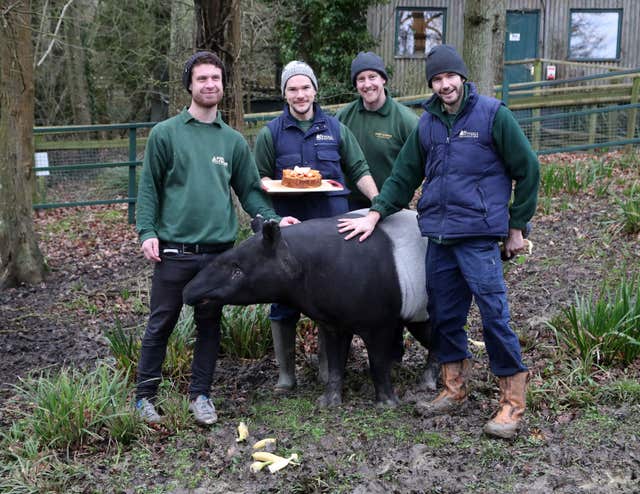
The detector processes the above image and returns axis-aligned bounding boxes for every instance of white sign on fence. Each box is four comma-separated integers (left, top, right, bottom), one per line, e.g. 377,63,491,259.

35,152,50,177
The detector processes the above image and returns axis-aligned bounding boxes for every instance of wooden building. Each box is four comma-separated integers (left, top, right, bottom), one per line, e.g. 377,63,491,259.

367,0,640,96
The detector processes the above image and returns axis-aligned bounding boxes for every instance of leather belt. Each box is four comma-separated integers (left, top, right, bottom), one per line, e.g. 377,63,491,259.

160,241,233,254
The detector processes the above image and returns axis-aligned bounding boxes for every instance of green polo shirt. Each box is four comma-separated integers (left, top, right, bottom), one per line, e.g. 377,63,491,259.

136,108,279,245
371,84,539,231
335,89,419,205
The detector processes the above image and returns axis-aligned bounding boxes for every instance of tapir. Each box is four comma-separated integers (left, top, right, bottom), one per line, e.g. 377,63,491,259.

183,209,438,407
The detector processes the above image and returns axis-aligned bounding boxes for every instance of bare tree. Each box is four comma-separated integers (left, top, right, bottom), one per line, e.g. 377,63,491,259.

0,0,46,287
169,0,195,116
194,0,243,129
463,0,506,97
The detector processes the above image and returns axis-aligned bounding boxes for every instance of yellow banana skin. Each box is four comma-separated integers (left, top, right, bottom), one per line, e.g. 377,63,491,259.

252,438,277,450
236,422,249,442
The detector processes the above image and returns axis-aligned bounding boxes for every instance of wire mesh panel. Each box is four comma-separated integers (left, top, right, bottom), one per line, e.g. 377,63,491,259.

33,126,151,208
517,103,640,154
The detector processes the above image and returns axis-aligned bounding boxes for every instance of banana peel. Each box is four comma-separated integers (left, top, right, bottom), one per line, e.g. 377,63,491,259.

252,438,277,450
250,451,300,473
236,422,249,442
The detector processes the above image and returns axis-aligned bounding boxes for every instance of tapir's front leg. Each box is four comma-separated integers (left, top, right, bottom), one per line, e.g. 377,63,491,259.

316,325,350,407
360,329,399,407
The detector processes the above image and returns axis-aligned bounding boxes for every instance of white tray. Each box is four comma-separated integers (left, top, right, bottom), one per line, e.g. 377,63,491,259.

261,179,344,194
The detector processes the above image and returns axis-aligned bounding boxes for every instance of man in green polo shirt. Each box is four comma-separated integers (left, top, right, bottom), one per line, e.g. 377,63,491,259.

335,52,419,211
135,51,298,426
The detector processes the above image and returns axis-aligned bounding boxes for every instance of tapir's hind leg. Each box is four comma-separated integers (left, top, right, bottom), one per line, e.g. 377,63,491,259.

316,325,350,407
360,329,399,407
406,320,440,391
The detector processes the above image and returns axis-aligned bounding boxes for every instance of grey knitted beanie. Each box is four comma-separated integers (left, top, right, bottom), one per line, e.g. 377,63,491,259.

280,61,318,96
425,44,468,88
350,52,389,86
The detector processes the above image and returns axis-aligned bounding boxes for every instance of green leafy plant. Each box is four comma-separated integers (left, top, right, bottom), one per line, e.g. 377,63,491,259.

617,182,640,234
8,363,143,453
548,276,640,373
220,304,272,359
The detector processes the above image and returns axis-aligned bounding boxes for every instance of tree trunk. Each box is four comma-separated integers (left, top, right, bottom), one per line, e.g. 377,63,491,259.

63,0,92,125
463,0,506,97
0,0,47,287
193,0,244,130
169,0,195,116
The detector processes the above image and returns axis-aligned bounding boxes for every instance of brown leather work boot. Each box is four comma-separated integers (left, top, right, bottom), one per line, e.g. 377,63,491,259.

483,371,529,439
416,359,470,417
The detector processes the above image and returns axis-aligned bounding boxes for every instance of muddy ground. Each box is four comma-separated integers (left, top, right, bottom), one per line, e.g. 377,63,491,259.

1,152,639,493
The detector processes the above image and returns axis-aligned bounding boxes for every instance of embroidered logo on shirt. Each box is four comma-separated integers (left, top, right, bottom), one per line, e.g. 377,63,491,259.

458,130,479,139
211,155,228,167
374,132,393,140
316,134,335,142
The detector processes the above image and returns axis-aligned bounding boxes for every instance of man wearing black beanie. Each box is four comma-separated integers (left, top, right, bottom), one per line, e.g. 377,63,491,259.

336,52,419,211
338,44,540,440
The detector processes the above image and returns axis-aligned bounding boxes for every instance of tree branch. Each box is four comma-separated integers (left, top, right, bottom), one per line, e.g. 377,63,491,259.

35,0,75,68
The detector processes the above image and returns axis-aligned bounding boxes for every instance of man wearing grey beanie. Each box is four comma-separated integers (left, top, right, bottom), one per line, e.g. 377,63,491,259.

254,60,378,393
338,44,540,440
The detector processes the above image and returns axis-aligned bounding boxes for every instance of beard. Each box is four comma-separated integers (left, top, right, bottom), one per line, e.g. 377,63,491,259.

192,90,223,108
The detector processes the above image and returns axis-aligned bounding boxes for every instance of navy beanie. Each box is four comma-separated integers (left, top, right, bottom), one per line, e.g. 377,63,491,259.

182,51,226,93
425,44,468,88
350,52,389,86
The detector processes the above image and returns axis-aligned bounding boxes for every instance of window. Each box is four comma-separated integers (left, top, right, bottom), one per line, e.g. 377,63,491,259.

395,8,446,57
569,9,622,60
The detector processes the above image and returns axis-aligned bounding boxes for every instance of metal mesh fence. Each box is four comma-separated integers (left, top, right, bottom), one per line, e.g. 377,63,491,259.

515,103,640,154
32,101,639,217
34,127,150,207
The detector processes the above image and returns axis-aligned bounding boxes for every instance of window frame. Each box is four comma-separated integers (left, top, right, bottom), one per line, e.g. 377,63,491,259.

567,8,623,62
394,7,447,59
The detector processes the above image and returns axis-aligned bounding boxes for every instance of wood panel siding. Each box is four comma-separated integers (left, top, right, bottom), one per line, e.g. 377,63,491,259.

368,0,640,97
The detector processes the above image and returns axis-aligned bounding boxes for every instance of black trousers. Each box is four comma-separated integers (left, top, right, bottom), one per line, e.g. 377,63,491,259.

136,252,222,401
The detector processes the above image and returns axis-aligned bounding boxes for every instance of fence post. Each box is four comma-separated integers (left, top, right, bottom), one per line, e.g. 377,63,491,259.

128,127,137,224
532,60,542,151
626,76,640,152
502,79,509,107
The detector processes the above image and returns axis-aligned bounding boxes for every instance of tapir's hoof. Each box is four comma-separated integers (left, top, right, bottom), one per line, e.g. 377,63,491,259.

317,391,342,408
375,395,400,408
418,371,438,392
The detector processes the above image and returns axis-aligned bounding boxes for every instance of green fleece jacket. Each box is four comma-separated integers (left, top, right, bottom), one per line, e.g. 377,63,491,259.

371,84,539,231
335,89,419,205
136,109,279,245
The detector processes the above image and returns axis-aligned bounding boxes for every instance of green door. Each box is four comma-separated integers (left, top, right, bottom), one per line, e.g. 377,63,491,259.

505,11,539,85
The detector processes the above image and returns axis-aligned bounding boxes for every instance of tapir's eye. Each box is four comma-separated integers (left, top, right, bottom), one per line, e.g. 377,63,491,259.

231,263,242,280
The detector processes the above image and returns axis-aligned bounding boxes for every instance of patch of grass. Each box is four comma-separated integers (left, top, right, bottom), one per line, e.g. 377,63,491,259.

617,181,640,234
9,363,143,451
597,378,640,405
548,276,640,373
250,395,325,441
0,363,147,494
220,304,272,359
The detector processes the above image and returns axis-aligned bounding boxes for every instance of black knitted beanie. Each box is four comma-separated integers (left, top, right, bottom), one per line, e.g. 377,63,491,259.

425,44,468,88
350,52,389,87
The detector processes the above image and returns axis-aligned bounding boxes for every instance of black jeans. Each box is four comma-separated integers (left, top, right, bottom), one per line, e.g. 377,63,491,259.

136,252,222,402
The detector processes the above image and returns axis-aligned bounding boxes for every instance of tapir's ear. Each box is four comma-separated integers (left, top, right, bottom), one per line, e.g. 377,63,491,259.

261,220,281,249
251,214,264,234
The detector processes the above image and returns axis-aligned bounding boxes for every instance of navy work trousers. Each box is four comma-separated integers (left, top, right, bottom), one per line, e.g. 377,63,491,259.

425,238,527,377
136,252,223,401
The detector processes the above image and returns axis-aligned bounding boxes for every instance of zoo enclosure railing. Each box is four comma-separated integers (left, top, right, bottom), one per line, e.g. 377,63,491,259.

33,68,640,222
